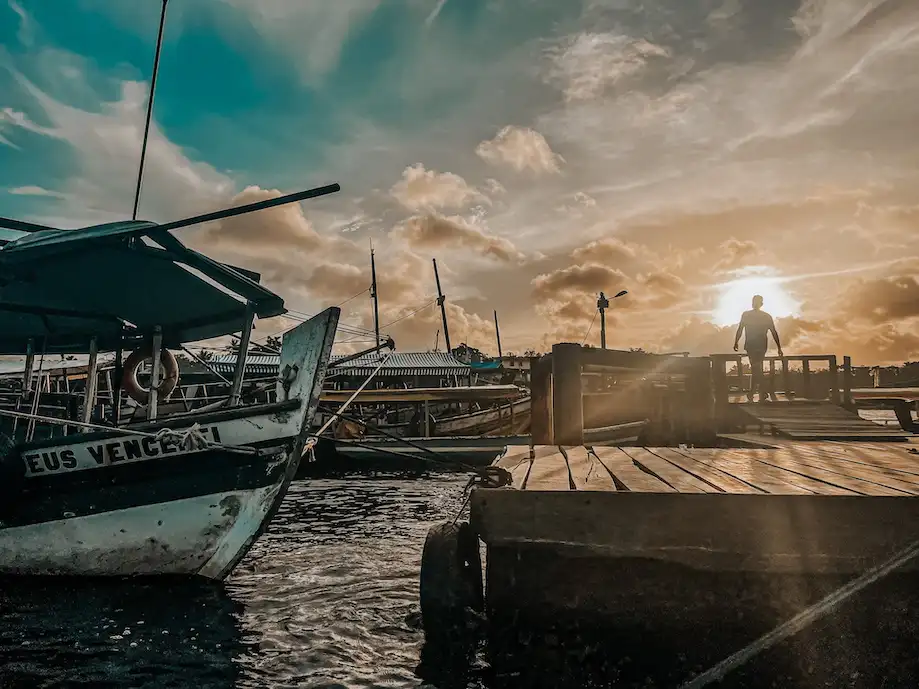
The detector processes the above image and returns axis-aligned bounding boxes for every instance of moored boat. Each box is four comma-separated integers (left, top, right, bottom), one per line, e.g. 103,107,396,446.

0,193,341,579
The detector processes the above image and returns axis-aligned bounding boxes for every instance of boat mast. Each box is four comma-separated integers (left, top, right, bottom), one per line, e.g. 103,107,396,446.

132,0,169,220
494,309,503,359
370,242,380,348
433,258,451,354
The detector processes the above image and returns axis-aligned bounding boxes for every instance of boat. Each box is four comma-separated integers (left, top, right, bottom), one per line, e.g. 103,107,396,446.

0,1,350,579
0,200,342,578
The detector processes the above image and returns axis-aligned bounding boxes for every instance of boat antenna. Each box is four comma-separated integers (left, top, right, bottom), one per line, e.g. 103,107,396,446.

132,0,169,221
433,258,451,354
370,240,380,348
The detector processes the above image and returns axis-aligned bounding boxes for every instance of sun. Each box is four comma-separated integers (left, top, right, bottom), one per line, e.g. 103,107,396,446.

713,273,799,327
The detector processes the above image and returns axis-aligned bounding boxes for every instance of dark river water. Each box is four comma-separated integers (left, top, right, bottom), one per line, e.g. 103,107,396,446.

0,475,471,689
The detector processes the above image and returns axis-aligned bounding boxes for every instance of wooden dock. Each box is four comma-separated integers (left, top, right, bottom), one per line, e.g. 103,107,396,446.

491,440,919,496
467,439,919,686
733,400,910,441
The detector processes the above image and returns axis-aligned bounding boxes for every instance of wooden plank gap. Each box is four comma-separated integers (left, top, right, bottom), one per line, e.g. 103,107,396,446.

557,445,577,491
646,448,728,493
586,447,629,491
670,448,771,494
620,447,678,491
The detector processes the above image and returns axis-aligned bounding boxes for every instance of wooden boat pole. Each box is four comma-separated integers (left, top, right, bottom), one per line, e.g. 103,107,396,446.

229,304,255,407
433,258,451,353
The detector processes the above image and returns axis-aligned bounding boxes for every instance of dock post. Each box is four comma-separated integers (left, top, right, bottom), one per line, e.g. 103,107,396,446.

843,356,853,407
802,360,811,399
530,355,553,444
551,343,583,446
828,356,839,405
711,356,729,430
782,357,793,400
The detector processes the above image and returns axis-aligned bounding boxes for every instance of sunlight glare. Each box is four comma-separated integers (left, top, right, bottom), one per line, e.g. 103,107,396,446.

713,273,799,326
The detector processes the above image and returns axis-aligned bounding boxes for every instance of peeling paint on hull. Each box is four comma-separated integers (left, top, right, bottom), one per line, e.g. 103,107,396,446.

0,483,281,578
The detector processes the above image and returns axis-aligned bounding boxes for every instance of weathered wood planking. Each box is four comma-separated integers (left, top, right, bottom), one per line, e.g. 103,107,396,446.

712,448,859,495
588,447,677,493
652,448,765,494
736,401,910,440
498,443,919,496
523,447,575,490
565,446,617,491
618,447,714,493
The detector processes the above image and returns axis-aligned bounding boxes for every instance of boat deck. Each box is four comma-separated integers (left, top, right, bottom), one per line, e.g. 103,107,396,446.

494,438,919,495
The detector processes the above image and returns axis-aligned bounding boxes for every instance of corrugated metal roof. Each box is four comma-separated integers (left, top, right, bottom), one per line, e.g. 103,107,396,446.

207,351,471,378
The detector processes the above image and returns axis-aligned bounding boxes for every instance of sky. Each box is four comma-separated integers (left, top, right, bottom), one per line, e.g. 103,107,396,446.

2,0,919,364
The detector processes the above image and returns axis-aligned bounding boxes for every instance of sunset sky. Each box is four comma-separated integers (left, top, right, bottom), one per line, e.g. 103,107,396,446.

2,0,918,364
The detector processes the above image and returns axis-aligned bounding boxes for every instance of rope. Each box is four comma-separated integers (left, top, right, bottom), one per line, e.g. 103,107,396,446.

153,423,209,452
581,311,598,346
679,538,919,688
323,409,513,488
0,408,259,456
303,352,394,455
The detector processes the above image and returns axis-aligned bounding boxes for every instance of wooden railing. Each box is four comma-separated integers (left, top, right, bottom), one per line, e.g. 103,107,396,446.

710,353,853,413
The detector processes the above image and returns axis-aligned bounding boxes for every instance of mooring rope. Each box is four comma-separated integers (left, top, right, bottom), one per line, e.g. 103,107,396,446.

323,408,513,488
679,538,919,688
304,352,394,455
0,408,259,456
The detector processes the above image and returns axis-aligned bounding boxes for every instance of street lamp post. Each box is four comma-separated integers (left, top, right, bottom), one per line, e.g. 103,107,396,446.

597,289,628,349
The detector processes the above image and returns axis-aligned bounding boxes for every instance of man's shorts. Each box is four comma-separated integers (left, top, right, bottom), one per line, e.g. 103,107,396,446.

746,349,767,365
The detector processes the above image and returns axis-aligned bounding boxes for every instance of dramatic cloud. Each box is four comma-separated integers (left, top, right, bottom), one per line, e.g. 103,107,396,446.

476,126,563,175
5,1,919,360
389,164,485,212
571,237,637,265
394,213,524,263
715,238,764,272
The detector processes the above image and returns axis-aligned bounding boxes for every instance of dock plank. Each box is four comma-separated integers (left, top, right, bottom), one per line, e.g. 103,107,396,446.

674,450,815,494
750,449,908,496
590,447,676,493
654,449,763,493
620,448,713,493
523,449,574,491
566,446,618,491
713,448,858,495
774,444,919,495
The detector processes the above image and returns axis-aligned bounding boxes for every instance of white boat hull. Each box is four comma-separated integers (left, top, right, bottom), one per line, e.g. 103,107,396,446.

0,307,340,579
0,483,279,577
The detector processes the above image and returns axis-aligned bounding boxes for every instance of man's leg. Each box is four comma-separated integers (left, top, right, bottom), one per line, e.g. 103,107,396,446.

748,351,765,401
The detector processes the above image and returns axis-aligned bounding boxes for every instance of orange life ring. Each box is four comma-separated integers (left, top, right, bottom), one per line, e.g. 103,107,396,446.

121,345,180,405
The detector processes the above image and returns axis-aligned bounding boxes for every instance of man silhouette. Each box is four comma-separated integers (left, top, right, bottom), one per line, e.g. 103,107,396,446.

733,295,783,402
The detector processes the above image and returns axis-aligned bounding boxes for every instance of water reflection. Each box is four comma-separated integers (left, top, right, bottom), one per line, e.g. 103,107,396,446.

0,576,247,688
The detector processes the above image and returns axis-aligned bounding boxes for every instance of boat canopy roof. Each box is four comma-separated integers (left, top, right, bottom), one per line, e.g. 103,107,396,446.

0,219,285,355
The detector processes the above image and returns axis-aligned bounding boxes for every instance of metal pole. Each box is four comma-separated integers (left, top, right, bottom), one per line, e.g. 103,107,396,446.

148,327,163,420
132,0,169,220
494,310,503,358
229,305,256,407
433,258,452,353
81,336,99,427
370,244,381,348
597,292,610,349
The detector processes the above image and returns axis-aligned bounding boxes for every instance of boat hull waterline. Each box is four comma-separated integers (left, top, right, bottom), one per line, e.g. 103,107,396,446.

0,308,339,579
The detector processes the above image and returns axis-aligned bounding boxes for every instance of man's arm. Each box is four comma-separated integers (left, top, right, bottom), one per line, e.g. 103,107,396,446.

769,316,783,356
733,314,745,351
